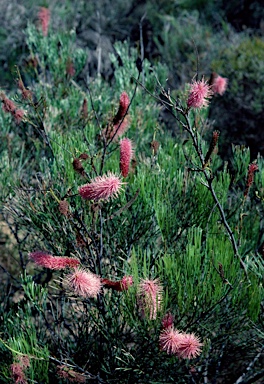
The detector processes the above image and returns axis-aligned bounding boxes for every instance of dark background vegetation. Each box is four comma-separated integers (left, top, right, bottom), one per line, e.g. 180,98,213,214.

1,0,263,158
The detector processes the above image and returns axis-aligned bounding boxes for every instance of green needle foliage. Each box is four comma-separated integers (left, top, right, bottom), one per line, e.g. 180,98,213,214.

0,9,263,384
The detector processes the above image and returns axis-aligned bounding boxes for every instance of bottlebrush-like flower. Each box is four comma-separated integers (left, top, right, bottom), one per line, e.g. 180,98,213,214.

66,268,102,298
18,80,32,100
59,200,69,216
187,78,212,109
13,109,25,124
211,74,228,95
159,327,183,354
161,312,174,329
120,138,133,178
10,356,30,384
244,163,258,197
177,333,203,359
78,172,123,201
29,251,80,270
57,365,86,383
38,7,50,36
113,92,130,125
138,278,163,320
102,275,133,291
1,95,16,113
103,117,130,141
66,59,75,77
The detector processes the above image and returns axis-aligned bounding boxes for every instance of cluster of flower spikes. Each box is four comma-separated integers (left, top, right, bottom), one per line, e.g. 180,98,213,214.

159,313,203,359
29,251,133,299
0,91,25,124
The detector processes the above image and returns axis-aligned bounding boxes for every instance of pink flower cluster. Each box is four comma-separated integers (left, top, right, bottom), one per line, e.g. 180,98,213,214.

78,172,123,201
137,279,163,320
10,355,30,384
187,78,212,109
120,138,133,178
160,327,203,359
244,163,258,197
29,251,80,270
0,92,25,124
38,7,50,36
159,313,203,359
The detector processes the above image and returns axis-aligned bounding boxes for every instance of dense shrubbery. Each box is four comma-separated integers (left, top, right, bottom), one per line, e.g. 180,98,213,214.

0,3,263,384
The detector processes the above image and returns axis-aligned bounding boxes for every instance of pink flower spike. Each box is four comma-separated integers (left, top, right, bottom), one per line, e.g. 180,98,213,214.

138,278,163,320
159,327,183,354
187,78,212,109
177,333,203,359
10,362,27,384
2,97,16,113
162,312,174,329
113,92,130,125
38,7,50,36
121,275,133,290
120,138,133,178
66,268,102,298
29,251,80,270
212,75,228,95
12,109,25,124
78,172,124,201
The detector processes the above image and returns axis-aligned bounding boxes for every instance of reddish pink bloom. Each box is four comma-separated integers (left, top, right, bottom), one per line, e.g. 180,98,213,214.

57,365,86,383
187,78,212,109
211,75,228,95
66,59,75,77
78,172,124,201
12,109,25,124
138,279,163,320
244,163,258,197
102,275,133,291
1,96,16,113
10,362,28,384
113,92,130,125
38,7,50,36
159,328,183,354
161,312,174,329
66,268,102,298
177,333,203,359
18,80,32,100
120,138,133,177
103,116,130,141
29,251,80,270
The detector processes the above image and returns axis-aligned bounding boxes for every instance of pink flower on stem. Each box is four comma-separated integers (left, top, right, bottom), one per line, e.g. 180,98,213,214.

161,312,174,329
113,92,130,125
38,7,50,36
66,268,102,298
211,75,228,96
78,172,124,201
10,356,30,384
187,78,212,109
138,278,163,320
177,333,203,359
159,328,183,354
120,138,133,178
102,275,133,291
29,251,80,270
1,96,16,113
12,109,25,124
160,328,203,359
244,163,258,198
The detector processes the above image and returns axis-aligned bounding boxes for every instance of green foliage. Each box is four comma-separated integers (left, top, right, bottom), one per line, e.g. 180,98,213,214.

0,11,263,384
